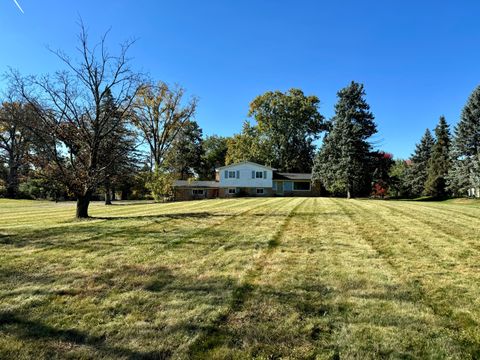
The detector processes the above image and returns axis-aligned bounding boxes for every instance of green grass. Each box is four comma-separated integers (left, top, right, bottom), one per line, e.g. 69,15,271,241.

1,197,480,359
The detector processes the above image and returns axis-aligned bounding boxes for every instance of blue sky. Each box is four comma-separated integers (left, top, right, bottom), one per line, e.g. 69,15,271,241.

1,0,480,159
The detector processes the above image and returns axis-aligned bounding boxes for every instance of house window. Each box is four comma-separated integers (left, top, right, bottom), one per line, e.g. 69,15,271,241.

228,188,236,194
256,188,264,194
228,171,236,178
192,189,205,195
293,182,311,191
255,171,263,178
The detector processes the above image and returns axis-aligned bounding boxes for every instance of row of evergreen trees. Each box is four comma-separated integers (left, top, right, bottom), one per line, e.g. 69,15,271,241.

393,85,480,198
312,81,480,199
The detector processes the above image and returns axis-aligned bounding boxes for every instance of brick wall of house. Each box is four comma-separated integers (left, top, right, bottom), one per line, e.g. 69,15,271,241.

219,187,273,198
174,188,218,201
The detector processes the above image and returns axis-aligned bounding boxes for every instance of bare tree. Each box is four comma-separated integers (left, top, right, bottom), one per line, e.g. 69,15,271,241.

131,81,197,170
10,22,141,218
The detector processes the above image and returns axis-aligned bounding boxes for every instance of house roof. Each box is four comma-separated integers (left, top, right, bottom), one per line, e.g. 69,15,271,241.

216,161,276,171
173,180,219,188
273,172,312,181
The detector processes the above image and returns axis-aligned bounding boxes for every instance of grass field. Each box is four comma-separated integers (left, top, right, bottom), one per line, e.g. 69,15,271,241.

1,198,480,359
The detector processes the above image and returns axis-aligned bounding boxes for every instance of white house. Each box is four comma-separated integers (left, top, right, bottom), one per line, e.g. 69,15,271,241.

172,161,319,200
217,161,274,196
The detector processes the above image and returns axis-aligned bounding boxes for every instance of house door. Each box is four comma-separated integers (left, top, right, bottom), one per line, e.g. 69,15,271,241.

276,181,283,195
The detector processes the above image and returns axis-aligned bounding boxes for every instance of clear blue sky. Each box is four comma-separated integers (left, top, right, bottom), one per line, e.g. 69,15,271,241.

1,0,480,159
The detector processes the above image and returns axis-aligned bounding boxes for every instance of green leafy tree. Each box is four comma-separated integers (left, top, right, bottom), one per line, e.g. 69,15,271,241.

165,120,204,180
146,167,175,202
248,88,325,172
425,116,451,197
405,129,435,196
199,135,228,180
448,85,480,195
388,159,411,198
225,121,269,166
313,81,377,198
0,97,36,198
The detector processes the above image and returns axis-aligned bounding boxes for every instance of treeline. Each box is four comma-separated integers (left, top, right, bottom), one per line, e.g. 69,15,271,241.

389,85,480,199
1,25,479,218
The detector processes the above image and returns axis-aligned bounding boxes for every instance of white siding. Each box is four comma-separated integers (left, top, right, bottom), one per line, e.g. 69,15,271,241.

219,163,273,188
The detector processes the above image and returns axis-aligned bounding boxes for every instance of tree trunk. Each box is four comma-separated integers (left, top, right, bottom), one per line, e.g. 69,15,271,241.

76,191,92,218
346,183,352,199
111,185,116,201
6,162,19,199
104,179,112,205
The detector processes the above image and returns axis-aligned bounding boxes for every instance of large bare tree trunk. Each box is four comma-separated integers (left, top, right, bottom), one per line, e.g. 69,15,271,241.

76,191,92,218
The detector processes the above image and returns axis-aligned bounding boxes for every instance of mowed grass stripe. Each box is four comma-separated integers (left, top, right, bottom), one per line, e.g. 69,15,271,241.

334,199,480,355
185,197,305,358
1,198,480,359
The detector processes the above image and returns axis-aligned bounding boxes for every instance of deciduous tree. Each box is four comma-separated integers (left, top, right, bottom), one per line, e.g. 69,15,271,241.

11,23,141,217
248,88,325,172
131,81,197,170
0,98,35,198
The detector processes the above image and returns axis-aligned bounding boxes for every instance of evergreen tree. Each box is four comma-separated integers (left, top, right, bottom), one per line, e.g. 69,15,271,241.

447,85,480,195
425,116,451,197
405,129,435,196
99,89,138,205
312,81,377,198
165,120,204,180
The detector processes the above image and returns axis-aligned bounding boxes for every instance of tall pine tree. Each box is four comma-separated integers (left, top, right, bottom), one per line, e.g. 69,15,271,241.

447,85,480,195
425,116,451,197
406,129,435,196
312,81,376,198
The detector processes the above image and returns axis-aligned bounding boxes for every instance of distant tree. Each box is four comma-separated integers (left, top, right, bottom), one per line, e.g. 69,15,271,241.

425,116,451,197
248,88,325,172
99,89,139,205
448,85,480,196
199,135,228,180
131,81,197,170
225,121,269,165
370,151,394,198
388,159,411,198
0,99,35,198
146,167,175,202
313,81,377,198
11,23,141,218
405,129,435,196
165,120,204,180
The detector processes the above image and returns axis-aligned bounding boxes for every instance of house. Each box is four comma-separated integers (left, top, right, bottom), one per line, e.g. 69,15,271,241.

173,161,321,200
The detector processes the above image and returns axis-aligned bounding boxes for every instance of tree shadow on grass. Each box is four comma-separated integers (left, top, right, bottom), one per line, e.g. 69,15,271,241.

0,311,172,359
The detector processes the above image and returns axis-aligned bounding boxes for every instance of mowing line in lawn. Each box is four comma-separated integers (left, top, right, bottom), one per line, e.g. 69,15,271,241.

332,199,479,355
185,198,306,358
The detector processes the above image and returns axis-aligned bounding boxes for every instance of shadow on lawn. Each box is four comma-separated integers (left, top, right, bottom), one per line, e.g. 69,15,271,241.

0,311,172,359
1,261,478,359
